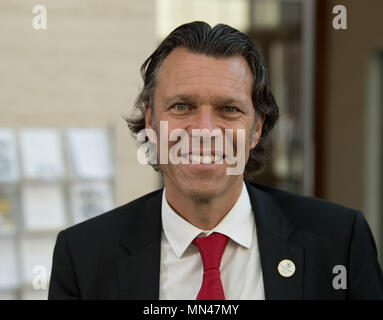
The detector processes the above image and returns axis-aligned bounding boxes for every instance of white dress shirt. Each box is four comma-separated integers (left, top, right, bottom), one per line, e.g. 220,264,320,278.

159,181,265,300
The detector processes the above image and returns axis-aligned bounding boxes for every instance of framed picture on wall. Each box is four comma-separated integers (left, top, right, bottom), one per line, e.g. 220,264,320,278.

0,185,18,230
19,129,65,179
0,237,19,290
21,184,66,231
70,181,114,224
66,128,113,179
0,129,19,182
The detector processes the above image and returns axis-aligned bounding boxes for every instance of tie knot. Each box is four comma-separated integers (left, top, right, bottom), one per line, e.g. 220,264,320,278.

192,233,229,271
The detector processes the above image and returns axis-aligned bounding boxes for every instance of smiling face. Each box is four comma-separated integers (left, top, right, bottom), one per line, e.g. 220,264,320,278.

145,47,263,200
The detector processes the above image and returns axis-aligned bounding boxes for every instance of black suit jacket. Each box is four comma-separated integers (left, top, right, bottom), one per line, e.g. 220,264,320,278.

48,182,383,299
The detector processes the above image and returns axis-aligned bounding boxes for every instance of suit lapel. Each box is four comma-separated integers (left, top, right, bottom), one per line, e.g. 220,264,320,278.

256,227,304,299
246,182,304,299
117,190,163,299
115,184,304,299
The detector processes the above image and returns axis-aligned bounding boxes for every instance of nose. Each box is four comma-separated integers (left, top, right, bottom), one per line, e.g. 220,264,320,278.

191,105,216,131
187,105,225,153
189,105,222,150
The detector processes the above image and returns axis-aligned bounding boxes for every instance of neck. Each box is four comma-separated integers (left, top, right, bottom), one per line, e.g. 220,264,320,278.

164,178,244,230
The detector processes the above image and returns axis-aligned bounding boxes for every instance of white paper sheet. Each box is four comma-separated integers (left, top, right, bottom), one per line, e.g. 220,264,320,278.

66,128,113,179
21,185,66,231
20,288,48,300
20,236,55,289
0,129,19,182
70,182,114,224
0,291,17,300
0,238,19,289
19,129,65,179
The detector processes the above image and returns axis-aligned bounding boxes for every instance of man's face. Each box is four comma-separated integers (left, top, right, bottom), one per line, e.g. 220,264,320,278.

145,47,263,199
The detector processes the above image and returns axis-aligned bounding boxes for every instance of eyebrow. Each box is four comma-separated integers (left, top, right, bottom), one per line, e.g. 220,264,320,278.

163,94,246,108
164,94,199,106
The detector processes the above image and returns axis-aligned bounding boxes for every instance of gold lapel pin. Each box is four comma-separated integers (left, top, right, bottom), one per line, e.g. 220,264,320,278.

278,259,296,277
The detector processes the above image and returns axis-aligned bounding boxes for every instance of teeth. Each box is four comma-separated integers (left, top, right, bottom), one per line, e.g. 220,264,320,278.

187,154,223,164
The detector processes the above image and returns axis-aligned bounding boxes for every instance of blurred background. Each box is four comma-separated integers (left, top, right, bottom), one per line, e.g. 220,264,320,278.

0,0,382,299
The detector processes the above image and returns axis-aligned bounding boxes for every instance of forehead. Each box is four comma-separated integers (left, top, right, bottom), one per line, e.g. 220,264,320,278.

155,47,254,100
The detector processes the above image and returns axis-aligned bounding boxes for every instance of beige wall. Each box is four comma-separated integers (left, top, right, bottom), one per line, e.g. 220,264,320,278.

323,0,383,212
0,0,160,205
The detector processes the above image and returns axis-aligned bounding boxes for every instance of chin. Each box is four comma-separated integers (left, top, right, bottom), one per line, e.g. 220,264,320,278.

181,178,231,200
162,165,242,199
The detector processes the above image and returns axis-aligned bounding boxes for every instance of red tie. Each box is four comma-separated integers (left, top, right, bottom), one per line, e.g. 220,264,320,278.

192,232,229,300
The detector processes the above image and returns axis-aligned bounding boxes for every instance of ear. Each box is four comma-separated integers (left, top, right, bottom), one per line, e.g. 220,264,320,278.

145,105,157,144
250,114,264,150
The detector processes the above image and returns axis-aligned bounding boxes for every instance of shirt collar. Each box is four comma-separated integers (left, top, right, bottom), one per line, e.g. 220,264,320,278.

161,181,254,258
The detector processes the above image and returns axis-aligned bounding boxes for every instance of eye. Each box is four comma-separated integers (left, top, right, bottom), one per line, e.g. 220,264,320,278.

223,106,239,113
172,103,189,112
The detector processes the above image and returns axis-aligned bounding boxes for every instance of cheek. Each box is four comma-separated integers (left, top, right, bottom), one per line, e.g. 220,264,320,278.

155,122,185,160
224,131,247,159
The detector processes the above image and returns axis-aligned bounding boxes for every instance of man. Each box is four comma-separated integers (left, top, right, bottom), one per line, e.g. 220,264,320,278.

48,21,383,299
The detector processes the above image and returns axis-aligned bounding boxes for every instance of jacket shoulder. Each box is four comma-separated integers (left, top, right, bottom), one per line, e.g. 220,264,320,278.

248,182,362,235
61,188,163,238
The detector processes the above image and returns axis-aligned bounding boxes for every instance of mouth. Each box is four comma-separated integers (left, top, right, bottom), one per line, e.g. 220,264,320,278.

180,153,225,164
